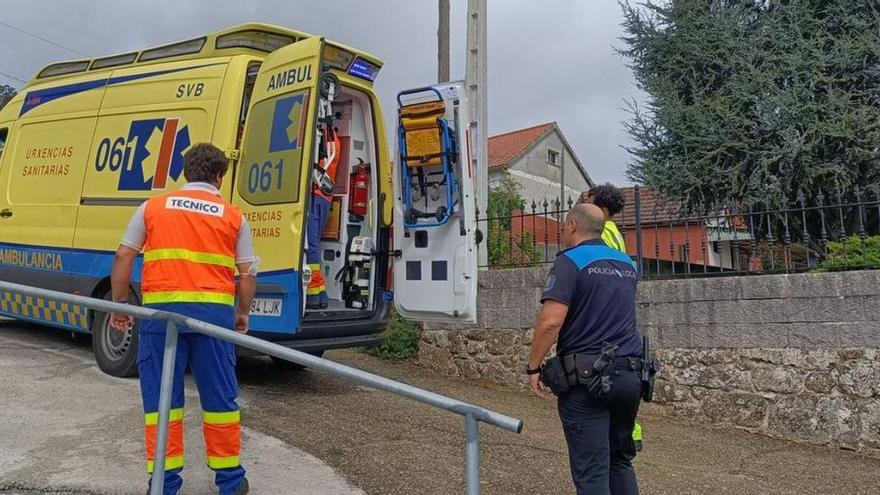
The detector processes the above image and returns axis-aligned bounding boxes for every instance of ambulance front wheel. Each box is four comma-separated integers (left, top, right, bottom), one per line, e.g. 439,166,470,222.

271,350,325,371
92,290,140,378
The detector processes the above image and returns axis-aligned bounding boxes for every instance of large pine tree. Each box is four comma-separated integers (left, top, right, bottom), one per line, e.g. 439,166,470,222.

620,0,880,206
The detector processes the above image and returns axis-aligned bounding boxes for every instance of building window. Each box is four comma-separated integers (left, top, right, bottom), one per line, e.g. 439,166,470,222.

547,149,560,166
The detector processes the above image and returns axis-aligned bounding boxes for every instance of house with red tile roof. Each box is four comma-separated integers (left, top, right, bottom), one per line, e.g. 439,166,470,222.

489,122,593,210
579,187,754,272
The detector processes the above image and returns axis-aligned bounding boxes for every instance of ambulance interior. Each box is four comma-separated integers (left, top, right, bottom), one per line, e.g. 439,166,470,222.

307,88,380,315
237,65,381,317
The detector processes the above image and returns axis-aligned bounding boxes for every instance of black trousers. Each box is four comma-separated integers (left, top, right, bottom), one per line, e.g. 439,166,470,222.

557,368,641,495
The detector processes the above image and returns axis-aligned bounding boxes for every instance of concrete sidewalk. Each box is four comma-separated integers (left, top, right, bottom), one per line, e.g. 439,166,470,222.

0,326,363,495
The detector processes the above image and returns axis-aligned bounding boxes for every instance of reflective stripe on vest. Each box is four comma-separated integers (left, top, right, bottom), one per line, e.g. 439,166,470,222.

143,291,236,306
144,248,236,268
142,189,241,306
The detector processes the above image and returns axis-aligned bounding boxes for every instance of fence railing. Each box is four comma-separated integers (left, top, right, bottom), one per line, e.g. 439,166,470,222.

0,280,522,495
478,185,880,279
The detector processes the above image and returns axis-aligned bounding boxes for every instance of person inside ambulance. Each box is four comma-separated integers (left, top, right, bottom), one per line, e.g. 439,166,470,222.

109,143,256,495
306,126,341,310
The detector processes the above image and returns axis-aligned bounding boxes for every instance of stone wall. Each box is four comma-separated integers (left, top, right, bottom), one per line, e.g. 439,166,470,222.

418,268,880,453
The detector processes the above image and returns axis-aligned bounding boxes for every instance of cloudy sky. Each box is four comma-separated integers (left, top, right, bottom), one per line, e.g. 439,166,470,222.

0,0,644,184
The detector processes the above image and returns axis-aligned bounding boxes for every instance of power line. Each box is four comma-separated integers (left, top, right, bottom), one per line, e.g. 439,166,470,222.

0,69,27,84
0,20,88,57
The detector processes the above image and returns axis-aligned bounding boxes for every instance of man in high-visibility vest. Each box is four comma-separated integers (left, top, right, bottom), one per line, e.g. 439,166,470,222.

110,143,256,495
583,183,627,253
583,183,644,451
306,131,341,309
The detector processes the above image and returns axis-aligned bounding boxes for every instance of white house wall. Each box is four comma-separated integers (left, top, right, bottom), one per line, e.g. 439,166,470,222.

492,130,591,209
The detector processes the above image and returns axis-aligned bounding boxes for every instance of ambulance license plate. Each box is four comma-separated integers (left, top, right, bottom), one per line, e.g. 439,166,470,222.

250,298,283,317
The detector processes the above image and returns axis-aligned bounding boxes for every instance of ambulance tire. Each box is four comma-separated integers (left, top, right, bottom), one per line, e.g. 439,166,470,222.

92,290,140,378
271,350,324,371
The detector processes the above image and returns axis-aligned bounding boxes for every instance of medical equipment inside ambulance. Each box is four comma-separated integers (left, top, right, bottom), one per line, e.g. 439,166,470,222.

305,73,381,313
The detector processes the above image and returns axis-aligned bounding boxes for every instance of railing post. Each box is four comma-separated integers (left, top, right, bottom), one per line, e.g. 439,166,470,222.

634,185,644,278
151,320,179,495
465,413,480,495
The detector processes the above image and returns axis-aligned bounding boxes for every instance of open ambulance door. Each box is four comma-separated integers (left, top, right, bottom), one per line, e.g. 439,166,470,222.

392,83,478,323
233,37,324,335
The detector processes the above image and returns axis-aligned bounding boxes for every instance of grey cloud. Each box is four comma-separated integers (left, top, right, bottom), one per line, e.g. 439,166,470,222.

0,0,642,184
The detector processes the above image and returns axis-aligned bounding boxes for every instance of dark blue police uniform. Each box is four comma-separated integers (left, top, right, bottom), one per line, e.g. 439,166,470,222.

542,239,642,495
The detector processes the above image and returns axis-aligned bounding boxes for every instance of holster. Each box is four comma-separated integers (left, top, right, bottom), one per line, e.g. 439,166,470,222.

641,358,660,402
640,335,660,402
561,345,620,399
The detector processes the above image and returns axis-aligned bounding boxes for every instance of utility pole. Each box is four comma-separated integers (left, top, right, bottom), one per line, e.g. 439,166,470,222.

438,0,450,83
466,0,488,269
559,147,566,216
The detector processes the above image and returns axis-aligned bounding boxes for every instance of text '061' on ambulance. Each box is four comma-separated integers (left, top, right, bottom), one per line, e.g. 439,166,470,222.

0,23,478,377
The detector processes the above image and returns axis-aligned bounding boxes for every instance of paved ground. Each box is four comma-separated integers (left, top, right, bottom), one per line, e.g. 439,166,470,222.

0,320,362,495
2,320,880,494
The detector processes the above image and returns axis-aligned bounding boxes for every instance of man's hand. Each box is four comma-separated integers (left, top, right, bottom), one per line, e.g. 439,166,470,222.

109,313,134,332
530,372,555,398
234,310,249,334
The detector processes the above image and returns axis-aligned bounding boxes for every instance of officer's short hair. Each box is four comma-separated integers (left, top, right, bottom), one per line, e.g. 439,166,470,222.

184,143,228,183
567,204,605,236
586,184,625,216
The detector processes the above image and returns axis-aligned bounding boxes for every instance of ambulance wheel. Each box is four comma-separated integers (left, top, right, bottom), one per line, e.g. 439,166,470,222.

271,350,324,371
92,290,140,378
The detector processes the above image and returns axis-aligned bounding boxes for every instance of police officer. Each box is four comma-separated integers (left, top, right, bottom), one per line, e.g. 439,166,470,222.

583,183,645,450
527,203,642,495
110,143,256,495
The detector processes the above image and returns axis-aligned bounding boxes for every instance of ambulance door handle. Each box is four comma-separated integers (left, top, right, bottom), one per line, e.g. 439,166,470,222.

0,209,12,218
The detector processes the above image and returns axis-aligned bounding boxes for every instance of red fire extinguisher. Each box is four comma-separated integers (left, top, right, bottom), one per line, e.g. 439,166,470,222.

349,158,370,220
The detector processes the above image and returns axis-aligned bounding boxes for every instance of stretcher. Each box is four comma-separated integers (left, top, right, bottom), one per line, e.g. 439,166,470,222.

396,87,459,228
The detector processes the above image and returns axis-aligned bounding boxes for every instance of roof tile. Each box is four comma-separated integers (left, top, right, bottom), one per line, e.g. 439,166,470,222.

488,122,555,171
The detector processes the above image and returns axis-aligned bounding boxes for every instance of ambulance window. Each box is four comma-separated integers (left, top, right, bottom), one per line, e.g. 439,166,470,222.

0,129,6,161
237,62,261,148
237,89,310,206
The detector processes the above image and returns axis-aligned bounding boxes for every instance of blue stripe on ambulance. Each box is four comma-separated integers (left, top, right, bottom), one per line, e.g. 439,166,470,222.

0,242,301,335
20,63,225,116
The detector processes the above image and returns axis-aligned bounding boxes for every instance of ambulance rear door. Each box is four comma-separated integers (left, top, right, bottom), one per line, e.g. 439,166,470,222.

392,83,478,323
233,37,323,335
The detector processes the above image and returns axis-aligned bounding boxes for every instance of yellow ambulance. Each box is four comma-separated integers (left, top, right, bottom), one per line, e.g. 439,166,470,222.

0,23,478,377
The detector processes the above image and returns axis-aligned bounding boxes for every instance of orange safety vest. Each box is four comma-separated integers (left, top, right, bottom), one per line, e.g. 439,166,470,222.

313,133,342,200
141,188,242,306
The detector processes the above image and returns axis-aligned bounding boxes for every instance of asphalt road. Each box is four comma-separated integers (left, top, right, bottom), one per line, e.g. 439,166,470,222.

2,319,880,494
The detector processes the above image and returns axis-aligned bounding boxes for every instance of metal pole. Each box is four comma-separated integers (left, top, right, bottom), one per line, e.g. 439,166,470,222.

438,0,450,83
559,147,566,216
465,413,480,495
635,184,644,278
466,0,488,270
150,320,179,495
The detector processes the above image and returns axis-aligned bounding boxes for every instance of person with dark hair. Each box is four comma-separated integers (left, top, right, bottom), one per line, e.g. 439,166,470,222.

110,143,256,495
584,184,627,253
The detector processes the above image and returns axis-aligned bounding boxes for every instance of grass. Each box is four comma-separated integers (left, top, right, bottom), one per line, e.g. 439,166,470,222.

364,310,420,360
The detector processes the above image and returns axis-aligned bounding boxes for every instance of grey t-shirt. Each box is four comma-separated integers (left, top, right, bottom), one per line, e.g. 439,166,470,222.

120,182,256,265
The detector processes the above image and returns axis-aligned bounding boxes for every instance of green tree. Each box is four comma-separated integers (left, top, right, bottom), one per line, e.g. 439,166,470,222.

0,85,16,110
620,0,880,207
486,175,542,266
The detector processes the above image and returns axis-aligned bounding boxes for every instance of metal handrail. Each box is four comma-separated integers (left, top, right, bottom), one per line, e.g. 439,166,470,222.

0,280,522,495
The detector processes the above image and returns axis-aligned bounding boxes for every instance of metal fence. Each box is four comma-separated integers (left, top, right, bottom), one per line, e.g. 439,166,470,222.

0,280,522,495
478,185,880,279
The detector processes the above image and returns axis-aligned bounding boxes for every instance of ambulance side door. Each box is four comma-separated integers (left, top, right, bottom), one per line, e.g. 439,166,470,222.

392,83,478,323
233,37,322,334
